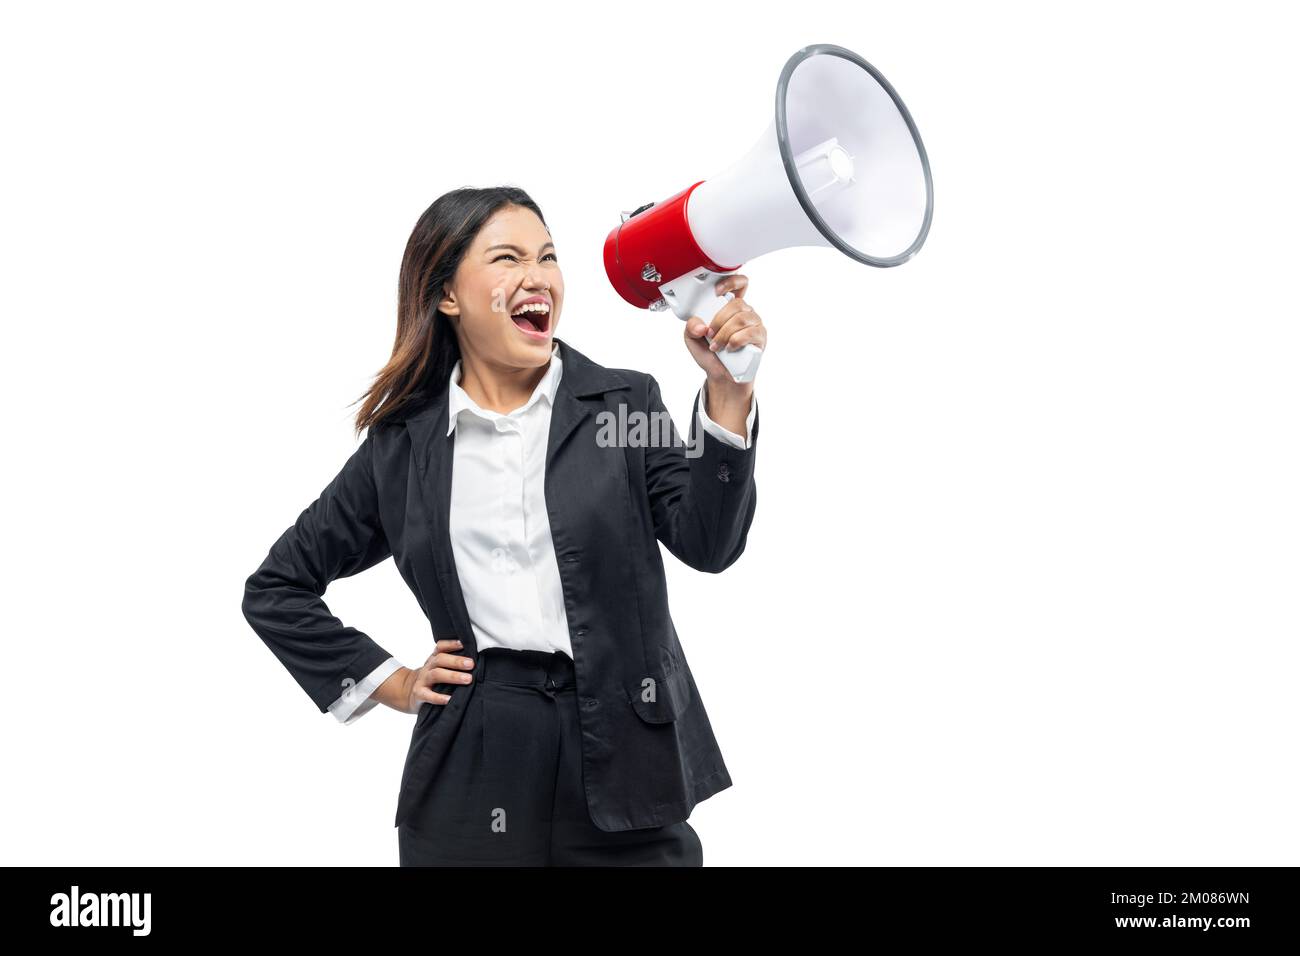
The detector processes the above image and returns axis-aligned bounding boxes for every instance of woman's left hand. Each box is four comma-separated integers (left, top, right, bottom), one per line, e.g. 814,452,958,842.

683,273,767,387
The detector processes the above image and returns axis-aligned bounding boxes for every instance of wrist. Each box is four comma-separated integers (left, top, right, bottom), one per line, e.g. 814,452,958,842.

702,376,754,441
705,376,754,410
707,374,759,400
376,666,415,713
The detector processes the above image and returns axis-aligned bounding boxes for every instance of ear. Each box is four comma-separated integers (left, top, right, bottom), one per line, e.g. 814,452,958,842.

437,284,459,318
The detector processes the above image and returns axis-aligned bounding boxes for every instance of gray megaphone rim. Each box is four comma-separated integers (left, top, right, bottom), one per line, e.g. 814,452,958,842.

775,43,934,268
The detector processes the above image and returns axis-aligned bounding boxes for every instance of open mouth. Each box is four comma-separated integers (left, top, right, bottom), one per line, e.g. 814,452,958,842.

510,302,551,339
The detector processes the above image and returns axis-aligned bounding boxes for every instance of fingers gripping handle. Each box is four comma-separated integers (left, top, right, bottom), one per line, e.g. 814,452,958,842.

697,291,764,383
659,269,764,384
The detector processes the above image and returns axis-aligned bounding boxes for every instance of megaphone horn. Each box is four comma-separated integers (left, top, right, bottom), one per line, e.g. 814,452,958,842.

604,42,934,383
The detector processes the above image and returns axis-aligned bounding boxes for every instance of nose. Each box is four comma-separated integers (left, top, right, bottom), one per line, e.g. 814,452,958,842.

523,264,549,293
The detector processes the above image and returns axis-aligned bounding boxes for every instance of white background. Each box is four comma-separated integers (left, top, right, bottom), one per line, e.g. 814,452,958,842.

3,0,1296,866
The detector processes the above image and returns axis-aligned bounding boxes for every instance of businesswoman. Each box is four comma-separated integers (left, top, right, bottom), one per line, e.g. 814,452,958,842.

242,186,763,866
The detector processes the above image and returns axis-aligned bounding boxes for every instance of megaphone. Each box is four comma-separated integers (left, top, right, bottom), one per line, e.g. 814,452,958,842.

604,43,933,383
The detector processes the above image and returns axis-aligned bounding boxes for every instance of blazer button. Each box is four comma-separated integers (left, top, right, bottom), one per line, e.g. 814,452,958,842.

717,462,731,482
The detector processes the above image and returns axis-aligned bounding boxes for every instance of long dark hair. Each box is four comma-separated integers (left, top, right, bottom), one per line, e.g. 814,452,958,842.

351,185,548,435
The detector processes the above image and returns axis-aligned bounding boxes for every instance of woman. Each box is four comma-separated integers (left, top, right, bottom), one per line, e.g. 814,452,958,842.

242,186,764,866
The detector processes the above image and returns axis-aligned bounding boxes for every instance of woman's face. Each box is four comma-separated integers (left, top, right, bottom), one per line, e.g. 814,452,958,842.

439,204,563,369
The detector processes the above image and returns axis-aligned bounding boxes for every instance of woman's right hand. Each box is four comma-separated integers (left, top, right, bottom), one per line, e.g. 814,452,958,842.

399,639,476,715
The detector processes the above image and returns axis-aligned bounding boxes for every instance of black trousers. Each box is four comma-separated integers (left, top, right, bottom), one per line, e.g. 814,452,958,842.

398,647,704,866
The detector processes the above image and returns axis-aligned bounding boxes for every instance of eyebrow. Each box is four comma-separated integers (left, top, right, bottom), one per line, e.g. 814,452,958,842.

484,242,556,255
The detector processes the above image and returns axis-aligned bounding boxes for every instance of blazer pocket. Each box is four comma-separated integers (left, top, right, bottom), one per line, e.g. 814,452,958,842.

624,662,693,723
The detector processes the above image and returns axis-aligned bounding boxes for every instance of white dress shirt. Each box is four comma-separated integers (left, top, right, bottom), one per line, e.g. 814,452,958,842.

329,343,757,724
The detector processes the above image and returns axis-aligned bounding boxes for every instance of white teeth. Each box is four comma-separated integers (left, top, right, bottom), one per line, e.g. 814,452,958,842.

511,302,550,315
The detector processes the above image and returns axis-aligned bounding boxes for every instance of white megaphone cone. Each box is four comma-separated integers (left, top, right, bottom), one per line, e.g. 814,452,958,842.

604,43,934,383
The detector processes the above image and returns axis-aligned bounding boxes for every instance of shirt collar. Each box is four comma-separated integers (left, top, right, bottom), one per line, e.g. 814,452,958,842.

447,342,562,436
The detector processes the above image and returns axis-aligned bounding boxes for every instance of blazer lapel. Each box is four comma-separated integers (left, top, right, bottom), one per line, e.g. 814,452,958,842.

403,386,477,649
547,336,633,468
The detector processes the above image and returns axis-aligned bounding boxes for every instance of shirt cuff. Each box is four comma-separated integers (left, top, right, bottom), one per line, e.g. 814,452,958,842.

329,656,404,725
696,380,756,449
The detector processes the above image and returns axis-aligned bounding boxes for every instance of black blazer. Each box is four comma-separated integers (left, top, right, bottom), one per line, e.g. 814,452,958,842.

241,336,759,830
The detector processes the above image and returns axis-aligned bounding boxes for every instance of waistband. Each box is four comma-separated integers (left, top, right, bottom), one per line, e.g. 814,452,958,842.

476,647,575,690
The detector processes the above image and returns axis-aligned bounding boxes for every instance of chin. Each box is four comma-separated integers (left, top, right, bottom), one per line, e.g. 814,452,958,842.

506,324,557,361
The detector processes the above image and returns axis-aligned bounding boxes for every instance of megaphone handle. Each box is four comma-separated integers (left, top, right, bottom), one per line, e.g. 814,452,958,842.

658,268,764,383
699,291,764,384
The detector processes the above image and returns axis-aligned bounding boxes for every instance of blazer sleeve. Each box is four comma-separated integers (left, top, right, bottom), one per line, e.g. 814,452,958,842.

241,429,398,715
643,373,759,573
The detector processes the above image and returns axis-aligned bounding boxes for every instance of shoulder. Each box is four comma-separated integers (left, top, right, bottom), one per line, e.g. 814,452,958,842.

589,360,655,408
600,364,652,390
365,418,403,444
362,416,413,471
556,338,653,402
